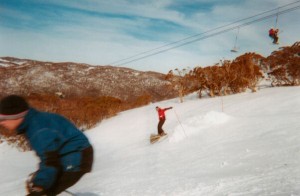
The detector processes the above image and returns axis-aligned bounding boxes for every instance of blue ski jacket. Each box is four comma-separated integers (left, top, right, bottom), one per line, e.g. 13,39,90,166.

17,108,92,189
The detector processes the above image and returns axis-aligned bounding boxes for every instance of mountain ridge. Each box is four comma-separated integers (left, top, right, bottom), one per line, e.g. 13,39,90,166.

0,57,177,101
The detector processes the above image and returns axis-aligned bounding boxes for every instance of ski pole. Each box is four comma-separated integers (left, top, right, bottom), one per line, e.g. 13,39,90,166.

173,109,187,137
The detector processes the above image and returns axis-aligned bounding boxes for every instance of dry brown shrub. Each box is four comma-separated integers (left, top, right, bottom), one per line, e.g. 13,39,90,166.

166,68,195,102
0,94,126,150
229,53,263,93
190,67,207,98
129,94,152,108
263,42,300,86
190,53,263,97
0,92,155,150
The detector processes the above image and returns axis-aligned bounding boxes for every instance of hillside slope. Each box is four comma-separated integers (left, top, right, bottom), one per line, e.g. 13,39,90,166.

0,57,176,101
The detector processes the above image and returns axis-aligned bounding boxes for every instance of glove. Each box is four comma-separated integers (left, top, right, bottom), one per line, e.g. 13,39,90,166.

26,172,45,196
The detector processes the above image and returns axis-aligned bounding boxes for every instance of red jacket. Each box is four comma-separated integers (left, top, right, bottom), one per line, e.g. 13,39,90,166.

157,107,172,119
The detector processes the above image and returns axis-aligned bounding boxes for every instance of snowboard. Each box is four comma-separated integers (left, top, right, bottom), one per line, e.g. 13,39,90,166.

150,133,168,144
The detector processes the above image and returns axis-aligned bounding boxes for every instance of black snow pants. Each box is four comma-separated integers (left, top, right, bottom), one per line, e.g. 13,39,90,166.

46,146,94,196
157,117,166,135
27,146,94,196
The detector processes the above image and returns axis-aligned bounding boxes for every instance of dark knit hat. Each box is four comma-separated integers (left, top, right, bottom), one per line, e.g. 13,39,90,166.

0,95,29,121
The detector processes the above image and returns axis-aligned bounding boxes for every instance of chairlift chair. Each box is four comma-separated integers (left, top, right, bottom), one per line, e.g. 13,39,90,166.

230,47,239,53
230,27,240,53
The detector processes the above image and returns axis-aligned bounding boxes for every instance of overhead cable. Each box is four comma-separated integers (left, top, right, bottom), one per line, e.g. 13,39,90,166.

109,1,300,66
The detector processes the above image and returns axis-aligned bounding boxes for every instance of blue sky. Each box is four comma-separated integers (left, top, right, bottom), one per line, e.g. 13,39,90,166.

1,0,300,73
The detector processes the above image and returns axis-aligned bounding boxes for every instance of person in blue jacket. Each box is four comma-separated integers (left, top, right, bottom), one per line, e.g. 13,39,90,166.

0,95,94,196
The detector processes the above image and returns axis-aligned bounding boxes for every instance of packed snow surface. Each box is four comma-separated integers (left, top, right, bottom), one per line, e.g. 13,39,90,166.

0,86,300,196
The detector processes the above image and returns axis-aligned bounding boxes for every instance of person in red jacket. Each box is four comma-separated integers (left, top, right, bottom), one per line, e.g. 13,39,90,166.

269,28,279,44
156,106,173,136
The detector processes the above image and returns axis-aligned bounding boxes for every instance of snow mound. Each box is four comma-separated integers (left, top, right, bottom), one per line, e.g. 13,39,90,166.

169,111,231,143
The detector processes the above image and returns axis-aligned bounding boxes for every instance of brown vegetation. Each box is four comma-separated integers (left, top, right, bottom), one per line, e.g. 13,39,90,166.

172,53,264,99
166,68,194,102
263,42,300,86
0,93,152,150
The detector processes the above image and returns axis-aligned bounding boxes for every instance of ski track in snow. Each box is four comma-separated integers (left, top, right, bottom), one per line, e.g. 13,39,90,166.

0,86,300,195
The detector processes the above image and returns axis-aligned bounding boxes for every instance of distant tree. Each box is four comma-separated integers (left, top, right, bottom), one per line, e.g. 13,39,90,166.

191,66,207,98
220,60,237,95
166,68,191,102
192,53,264,96
263,42,300,86
232,53,264,92
202,65,224,97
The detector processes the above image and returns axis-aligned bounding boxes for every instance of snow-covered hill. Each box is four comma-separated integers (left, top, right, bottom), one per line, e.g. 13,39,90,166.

0,57,176,101
1,86,300,195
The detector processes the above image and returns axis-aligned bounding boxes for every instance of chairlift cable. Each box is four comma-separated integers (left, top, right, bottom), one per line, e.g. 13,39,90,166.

275,8,280,28
110,1,300,66
110,1,300,65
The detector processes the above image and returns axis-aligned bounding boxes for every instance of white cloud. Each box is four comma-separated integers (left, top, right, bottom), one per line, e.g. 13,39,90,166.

1,0,300,73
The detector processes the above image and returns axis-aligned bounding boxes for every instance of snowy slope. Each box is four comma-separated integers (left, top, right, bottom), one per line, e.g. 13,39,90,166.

0,86,300,196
